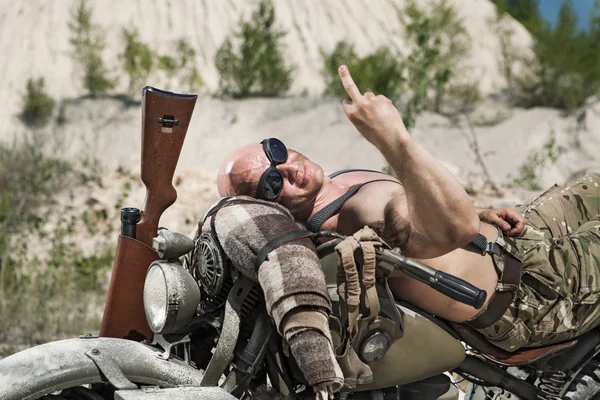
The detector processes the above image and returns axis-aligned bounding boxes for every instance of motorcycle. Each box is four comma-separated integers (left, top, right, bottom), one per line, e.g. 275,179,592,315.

1,87,600,400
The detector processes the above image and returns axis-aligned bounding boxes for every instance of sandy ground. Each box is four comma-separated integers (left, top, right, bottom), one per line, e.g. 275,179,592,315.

14,93,600,215
14,91,595,279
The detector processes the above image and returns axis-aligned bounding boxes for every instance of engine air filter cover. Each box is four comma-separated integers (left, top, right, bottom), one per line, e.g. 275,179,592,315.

193,232,228,297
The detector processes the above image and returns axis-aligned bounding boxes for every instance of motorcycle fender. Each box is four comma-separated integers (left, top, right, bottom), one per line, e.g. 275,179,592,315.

115,387,236,399
0,337,205,400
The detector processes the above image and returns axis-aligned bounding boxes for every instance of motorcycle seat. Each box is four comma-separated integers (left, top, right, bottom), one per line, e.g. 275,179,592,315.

482,340,577,366
451,322,577,366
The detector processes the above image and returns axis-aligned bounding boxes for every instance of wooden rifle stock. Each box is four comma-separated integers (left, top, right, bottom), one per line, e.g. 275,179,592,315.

99,87,197,340
137,87,198,246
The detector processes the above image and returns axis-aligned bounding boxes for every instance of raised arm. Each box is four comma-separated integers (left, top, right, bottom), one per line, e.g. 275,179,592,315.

338,65,479,258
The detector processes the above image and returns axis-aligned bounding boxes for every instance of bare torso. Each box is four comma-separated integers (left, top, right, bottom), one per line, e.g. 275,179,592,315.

320,170,499,322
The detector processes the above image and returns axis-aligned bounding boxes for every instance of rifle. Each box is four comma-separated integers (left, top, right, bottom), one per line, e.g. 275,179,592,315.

99,87,197,340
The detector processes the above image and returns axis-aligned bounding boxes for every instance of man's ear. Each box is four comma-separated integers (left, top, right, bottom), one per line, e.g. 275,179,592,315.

216,162,233,197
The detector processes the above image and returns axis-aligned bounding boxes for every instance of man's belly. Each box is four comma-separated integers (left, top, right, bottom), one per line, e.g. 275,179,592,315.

387,223,500,322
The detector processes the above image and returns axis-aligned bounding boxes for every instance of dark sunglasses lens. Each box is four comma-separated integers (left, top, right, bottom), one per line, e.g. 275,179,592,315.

267,139,287,164
262,170,284,200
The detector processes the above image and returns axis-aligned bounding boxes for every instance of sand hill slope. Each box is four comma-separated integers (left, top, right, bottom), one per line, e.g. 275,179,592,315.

1,0,531,117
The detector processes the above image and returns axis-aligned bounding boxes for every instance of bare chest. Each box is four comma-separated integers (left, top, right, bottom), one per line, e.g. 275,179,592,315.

321,181,409,247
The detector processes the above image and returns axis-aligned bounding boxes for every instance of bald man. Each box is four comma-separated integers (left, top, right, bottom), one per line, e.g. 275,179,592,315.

216,65,600,353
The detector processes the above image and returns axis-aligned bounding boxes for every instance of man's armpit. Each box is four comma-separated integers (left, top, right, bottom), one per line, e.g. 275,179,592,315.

370,202,411,252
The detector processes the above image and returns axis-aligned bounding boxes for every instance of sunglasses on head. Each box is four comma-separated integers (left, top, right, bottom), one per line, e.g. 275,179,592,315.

256,138,288,201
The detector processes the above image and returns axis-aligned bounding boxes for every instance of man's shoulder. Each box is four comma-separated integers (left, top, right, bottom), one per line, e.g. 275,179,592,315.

344,183,404,217
202,196,293,222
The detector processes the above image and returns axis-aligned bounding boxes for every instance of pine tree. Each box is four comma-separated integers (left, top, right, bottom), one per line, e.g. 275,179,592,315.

516,0,599,110
492,0,542,31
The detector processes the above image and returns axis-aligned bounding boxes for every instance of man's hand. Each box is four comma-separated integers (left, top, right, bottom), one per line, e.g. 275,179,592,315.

338,65,409,152
477,207,526,237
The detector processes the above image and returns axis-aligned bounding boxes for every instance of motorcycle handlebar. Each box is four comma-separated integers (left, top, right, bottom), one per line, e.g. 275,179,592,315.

375,247,487,309
315,236,487,310
431,270,487,309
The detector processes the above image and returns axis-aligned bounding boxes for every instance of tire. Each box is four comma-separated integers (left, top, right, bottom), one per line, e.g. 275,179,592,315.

38,386,107,399
465,364,600,400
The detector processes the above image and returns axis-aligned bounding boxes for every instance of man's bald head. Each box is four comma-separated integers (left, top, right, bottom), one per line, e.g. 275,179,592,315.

217,141,326,219
217,143,268,198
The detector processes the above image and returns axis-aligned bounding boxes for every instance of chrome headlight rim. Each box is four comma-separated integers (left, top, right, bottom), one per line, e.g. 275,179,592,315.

360,330,392,363
143,260,201,335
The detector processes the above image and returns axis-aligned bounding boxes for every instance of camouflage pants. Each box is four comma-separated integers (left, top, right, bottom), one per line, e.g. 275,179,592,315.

479,172,600,352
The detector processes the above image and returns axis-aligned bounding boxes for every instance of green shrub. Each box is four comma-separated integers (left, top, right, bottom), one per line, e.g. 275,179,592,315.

514,131,558,190
0,132,73,340
401,14,447,128
177,39,205,91
488,10,525,93
0,133,113,346
321,42,404,100
68,0,115,96
215,0,293,98
175,38,195,69
446,82,482,114
118,32,206,95
21,77,56,127
1,240,114,345
401,0,471,113
184,67,205,92
0,134,72,231
320,0,472,128
321,41,359,98
158,55,178,78
120,27,155,95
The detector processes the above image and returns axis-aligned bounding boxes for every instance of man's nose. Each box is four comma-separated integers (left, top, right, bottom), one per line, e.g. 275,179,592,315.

277,162,299,179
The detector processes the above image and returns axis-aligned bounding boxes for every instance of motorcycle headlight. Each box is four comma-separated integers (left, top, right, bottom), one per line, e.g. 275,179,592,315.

143,260,201,335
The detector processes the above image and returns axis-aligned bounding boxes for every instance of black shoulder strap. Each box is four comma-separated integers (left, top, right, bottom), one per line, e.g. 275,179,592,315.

255,229,313,271
306,179,397,233
328,168,403,180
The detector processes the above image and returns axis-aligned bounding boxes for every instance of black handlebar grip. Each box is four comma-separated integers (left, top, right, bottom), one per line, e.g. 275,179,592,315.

431,271,487,309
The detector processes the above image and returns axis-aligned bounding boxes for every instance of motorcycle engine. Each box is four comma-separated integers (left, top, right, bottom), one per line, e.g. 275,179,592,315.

186,232,261,370
192,232,229,299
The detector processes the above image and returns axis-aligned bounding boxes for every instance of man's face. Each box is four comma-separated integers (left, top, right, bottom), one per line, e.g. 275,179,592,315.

232,146,325,213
